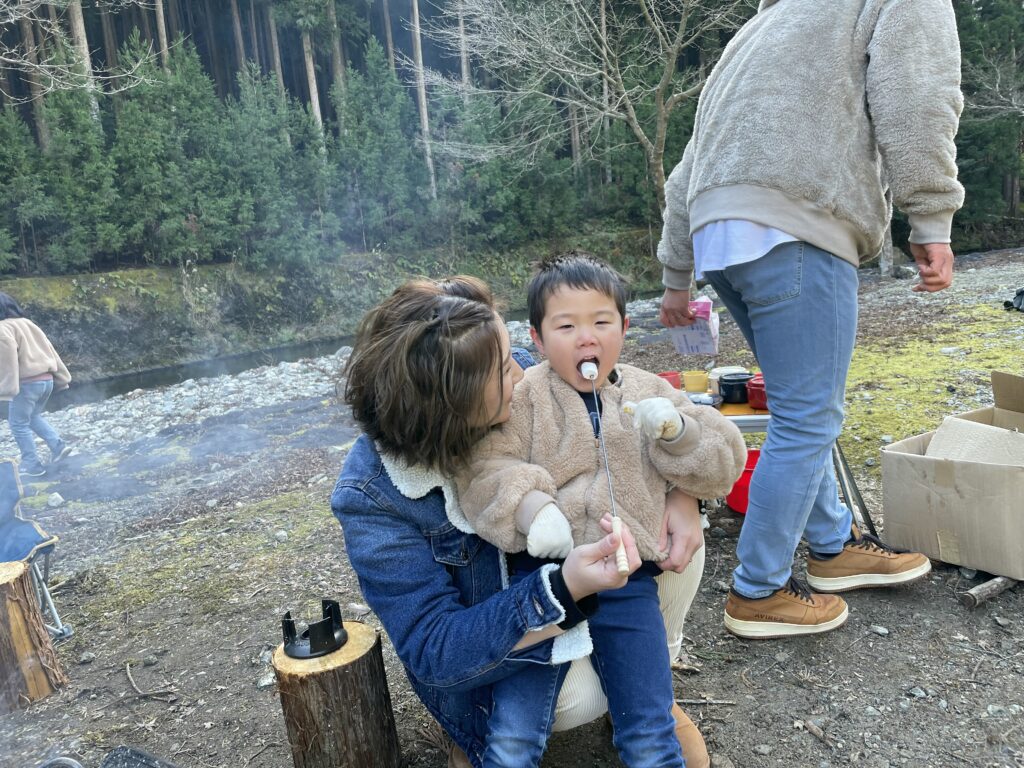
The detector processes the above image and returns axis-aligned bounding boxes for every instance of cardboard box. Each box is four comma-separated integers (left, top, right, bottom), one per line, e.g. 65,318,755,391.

882,371,1024,581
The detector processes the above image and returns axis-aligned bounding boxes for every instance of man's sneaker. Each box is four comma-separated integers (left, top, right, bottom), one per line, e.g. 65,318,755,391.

806,530,931,593
18,460,46,478
724,578,848,639
51,441,72,464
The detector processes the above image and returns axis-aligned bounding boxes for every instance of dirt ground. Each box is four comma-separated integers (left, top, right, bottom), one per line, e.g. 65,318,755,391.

2,250,1023,768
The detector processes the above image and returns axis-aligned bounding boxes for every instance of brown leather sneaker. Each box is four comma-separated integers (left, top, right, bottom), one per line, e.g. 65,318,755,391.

672,703,709,768
723,578,848,639
448,744,472,768
806,530,931,593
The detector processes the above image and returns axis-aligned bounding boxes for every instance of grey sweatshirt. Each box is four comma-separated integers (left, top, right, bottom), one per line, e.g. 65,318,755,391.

658,0,965,290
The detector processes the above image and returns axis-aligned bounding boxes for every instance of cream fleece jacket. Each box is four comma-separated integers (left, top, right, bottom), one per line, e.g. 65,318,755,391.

658,0,965,290
455,362,746,561
0,318,71,401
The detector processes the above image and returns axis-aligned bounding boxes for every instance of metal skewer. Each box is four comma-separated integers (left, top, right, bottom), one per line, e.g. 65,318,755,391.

581,362,630,575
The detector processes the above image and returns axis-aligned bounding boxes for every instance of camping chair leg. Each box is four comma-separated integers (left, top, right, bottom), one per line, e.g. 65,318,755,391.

832,440,878,538
30,561,73,642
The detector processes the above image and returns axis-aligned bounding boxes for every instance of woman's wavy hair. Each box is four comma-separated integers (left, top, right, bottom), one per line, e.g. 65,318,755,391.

0,292,26,321
344,276,504,475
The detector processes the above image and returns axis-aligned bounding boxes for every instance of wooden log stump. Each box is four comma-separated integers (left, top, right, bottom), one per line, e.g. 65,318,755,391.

272,620,400,768
959,576,1019,609
0,561,69,714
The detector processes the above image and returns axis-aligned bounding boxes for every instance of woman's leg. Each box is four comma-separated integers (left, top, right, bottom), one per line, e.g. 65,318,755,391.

658,544,705,661
27,380,62,455
482,661,569,768
8,385,44,468
589,567,684,768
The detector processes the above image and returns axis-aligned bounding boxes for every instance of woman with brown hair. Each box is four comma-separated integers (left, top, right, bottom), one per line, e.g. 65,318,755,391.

331,276,708,768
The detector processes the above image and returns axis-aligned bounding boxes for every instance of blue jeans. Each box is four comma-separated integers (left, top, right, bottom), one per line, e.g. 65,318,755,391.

704,242,856,598
8,380,61,468
486,564,684,768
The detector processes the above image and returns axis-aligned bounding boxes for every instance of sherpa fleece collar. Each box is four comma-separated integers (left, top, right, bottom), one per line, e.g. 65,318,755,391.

377,447,477,535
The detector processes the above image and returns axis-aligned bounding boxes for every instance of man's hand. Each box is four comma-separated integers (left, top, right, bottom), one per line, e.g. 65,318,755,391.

658,490,704,573
560,515,641,599
526,503,574,559
909,243,954,293
659,288,696,328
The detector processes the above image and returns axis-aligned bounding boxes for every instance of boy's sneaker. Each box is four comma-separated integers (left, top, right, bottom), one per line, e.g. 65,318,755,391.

18,460,46,478
806,529,931,593
51,441,72,464
724,578,848,639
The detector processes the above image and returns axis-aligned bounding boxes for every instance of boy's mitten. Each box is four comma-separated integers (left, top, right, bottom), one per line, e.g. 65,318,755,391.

527,503,574,558
629,397,684,441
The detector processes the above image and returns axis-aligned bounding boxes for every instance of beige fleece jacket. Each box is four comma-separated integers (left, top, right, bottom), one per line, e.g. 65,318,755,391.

455,362,746,561
0,318,72,401
658,0,964,290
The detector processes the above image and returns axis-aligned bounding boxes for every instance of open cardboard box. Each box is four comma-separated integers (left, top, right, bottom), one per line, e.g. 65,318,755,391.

881,371,1024,581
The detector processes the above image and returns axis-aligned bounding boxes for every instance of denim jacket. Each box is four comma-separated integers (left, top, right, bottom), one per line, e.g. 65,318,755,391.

330,434,592,765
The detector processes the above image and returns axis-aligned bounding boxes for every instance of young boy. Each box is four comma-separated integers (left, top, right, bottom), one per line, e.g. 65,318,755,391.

456,252,746,767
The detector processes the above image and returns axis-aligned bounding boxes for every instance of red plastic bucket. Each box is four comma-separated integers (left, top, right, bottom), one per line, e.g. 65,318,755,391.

657,371,682,389
726,449,760,514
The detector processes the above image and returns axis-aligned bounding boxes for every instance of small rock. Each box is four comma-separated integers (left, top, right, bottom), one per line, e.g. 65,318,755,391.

987,704,1008,717
880,435,893,444
1010,704,1024,715
274,530,289,543
939,699,948,710
714,580,731,593
869,625,889,636
893,265,917,279
708,526,728,539
908,686,927,698
959,566,978,579
864,458,877,467
143,654,158,667
898,700,911,711
47,492,65,508
210,462,222,471
258,648,273,666
753,744,772,756
206,499,219,508
256,670,276,690
346,602,371,618
710,756,735,768
864,706,882,717
994,616,1011,628
79,651,96,664
940,347,960,355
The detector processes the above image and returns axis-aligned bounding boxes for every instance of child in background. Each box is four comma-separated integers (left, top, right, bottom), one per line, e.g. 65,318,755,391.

456,252,746,767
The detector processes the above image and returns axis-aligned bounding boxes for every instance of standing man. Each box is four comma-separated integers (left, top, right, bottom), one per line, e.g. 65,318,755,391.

657,0,963,638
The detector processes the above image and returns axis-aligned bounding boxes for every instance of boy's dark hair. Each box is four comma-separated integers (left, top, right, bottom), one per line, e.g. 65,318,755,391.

344,277,504,476
0,292,26,321
527,251,628,336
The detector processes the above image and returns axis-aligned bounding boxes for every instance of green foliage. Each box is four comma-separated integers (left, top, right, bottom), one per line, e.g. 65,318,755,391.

0,108,55,273
332,38,427,250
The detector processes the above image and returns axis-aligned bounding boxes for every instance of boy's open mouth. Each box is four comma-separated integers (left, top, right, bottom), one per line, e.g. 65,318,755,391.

577,356,599,375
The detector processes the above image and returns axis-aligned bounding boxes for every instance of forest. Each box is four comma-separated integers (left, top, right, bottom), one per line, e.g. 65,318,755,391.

1,0,1024,279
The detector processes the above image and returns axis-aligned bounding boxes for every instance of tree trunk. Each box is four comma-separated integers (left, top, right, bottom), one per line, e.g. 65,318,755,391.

154,0,170,70
301,29,323,129
267,5,286,97
326,0,346,96
457,1,470,102
599,0,612,185
272,622,400,768
167,0,181,41
247,0,261,71
230,0,248,69
649,147,666,213
66,0,100,118
410,0,437,199
18,17,50,150
100,6,119,69
0,562,69,715
380,0,396,73
568,102,582,179
879,225,894,277
141,4,155,42
202,0,227,97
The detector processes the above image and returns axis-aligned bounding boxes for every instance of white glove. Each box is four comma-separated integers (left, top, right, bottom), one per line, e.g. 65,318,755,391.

526,503,574,559
630,397,684,441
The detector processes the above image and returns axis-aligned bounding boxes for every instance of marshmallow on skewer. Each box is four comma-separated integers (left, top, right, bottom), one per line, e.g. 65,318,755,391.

580,361,599,380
